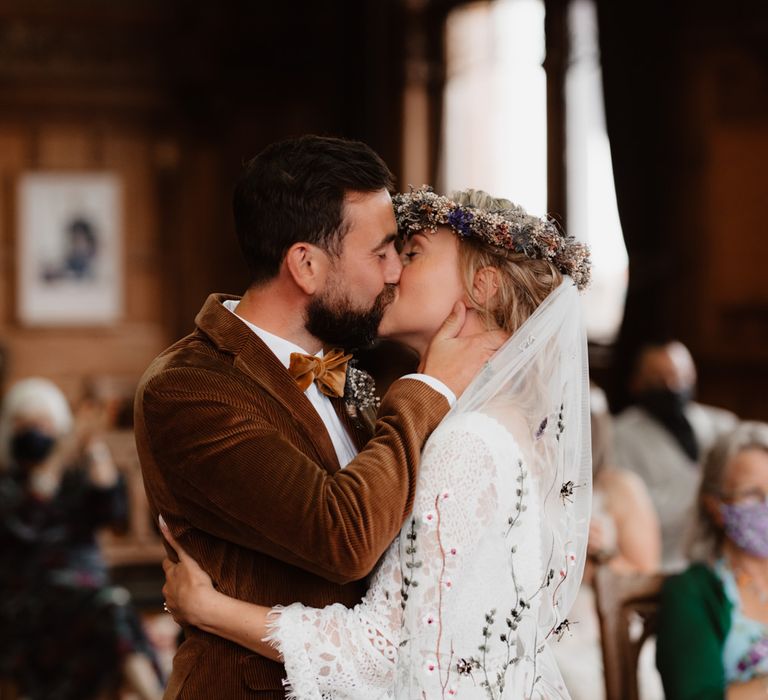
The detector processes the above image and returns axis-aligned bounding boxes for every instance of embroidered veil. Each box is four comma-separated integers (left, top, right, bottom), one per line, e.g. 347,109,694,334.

394,278,591,697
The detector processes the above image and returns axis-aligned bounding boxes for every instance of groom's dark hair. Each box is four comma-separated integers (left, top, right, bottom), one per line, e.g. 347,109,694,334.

233,135,395,285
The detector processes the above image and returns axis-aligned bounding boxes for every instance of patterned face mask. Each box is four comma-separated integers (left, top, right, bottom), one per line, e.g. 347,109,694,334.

720,498,768,558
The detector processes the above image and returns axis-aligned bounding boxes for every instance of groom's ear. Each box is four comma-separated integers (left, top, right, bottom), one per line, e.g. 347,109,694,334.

284,242,329,295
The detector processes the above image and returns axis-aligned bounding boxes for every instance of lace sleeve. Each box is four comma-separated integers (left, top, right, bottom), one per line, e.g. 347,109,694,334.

265,593,400,700
264,415,502,700
265,523,406,699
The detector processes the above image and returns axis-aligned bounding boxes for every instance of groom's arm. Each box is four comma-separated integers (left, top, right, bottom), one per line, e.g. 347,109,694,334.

137,367,449,584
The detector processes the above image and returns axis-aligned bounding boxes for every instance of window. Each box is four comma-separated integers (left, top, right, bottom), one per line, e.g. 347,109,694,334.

566,0,628,342
440,0,628,342
440,0,548,216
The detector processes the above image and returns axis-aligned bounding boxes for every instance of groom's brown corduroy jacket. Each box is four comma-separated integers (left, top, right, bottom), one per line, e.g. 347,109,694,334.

135,294,449,699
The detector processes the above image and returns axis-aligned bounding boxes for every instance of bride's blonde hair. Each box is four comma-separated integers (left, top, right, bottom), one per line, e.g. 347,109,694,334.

449,189,563,334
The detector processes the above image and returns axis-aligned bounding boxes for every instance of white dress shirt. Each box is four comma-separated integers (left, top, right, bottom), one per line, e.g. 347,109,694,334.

223,300,454,469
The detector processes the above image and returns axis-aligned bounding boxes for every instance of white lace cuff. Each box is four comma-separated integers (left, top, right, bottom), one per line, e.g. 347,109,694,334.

264,604,324,700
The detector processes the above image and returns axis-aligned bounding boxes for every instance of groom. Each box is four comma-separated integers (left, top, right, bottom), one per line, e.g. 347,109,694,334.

135,135,502,699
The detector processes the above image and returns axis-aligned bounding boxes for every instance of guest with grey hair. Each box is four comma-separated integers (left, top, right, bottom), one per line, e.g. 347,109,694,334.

657,421,768,699
0,377,163,700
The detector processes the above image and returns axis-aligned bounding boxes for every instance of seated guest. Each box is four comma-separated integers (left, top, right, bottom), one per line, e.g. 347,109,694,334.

589,384,661,576
554,384,663,700
614,340,737,570
0,378,163,700
657,421,768,699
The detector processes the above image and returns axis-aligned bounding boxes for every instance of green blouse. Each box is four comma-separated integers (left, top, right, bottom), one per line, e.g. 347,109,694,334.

657,563,732,700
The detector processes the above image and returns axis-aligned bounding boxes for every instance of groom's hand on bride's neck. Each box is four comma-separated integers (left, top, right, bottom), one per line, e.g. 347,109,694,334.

419,302,507,398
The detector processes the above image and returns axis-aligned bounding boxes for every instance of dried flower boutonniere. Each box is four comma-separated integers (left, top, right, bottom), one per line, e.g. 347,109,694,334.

344,362,380,431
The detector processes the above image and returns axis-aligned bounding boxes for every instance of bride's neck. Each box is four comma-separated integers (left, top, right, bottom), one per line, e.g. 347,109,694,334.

458,310,501,339
409,311,507,360
398,310,508,361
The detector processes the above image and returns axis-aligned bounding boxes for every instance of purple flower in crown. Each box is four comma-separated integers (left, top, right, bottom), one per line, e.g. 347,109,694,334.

447,208,475,238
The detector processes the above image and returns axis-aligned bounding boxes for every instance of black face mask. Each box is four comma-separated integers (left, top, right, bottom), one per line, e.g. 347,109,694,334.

10,428,56,466
637,388,699,461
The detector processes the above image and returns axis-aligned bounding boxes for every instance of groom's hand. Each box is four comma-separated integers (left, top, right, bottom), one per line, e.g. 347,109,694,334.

419,302,507,397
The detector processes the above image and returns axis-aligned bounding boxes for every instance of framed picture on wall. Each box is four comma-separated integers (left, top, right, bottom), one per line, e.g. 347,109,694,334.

16,172,122,326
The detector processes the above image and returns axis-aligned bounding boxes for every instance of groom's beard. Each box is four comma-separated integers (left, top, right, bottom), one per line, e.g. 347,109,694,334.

306,284,396,351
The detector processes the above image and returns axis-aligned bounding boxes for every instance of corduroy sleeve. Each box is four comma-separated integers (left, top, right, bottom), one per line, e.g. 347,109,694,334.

140,368,449,584
656,564,730,700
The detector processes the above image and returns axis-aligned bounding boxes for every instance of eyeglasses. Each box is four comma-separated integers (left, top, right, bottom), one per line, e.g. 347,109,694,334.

719,489,768,507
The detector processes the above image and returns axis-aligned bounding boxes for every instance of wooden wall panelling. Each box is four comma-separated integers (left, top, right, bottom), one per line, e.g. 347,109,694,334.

0,120,170,405
102,128,163,325
708,122,768,346
0,124,28,330
36,124,93,169
168,143,228,339
677,42,768,420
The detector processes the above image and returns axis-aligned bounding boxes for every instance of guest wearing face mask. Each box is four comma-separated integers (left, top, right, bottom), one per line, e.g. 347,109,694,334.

614,341,737,570
657,421,768,699
0,378,163,700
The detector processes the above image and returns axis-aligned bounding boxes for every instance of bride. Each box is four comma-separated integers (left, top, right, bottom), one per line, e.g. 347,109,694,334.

161,187,593,699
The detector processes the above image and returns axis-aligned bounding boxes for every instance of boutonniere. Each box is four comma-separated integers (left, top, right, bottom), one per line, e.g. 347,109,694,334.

344,360,381,427
343,361,380,413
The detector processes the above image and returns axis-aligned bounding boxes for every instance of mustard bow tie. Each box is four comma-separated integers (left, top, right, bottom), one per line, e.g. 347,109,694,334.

288,348,352,398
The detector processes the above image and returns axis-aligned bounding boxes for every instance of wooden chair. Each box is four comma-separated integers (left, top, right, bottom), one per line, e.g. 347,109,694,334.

593,566,665,700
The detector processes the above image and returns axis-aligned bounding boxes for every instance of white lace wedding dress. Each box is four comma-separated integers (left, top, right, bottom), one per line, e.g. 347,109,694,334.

267,281,591,700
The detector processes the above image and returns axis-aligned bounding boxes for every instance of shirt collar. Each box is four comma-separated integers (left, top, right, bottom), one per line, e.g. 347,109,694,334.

222,299,322,369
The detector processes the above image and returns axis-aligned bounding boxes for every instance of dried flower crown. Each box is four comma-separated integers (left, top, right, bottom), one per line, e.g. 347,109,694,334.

393,186,591,290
